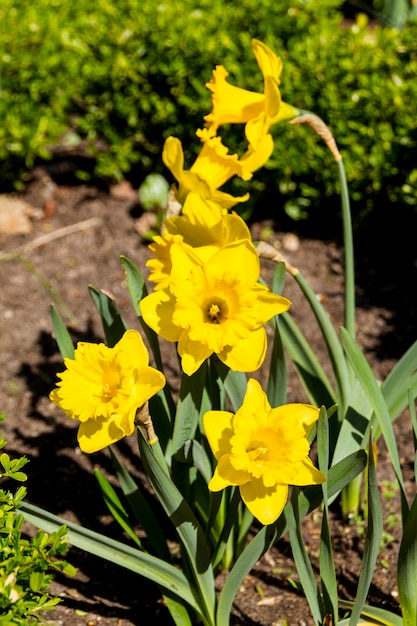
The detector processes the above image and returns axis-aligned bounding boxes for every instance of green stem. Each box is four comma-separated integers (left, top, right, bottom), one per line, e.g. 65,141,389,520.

337,158,356,339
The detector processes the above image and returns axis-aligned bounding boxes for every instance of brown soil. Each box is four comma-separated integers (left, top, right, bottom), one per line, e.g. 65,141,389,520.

0,163,416,626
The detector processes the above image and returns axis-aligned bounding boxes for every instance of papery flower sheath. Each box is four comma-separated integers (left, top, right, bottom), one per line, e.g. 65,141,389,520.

204,378,326,525
204,39,299,148
49,330,166,453
141,239,290,376
146,192,251,290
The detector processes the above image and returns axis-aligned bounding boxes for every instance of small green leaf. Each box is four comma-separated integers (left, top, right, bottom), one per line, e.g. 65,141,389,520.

30,571,45,592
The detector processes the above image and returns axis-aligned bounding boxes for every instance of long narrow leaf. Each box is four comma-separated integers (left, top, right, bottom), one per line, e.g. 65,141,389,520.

279,312,335,407
317,408,338,619
95,468,142,548
138,432,216,626
120,255,165,373
340,328,409,520
88,285,127,347
171,363,208,455
109,447,171,560
381,338,417,420
292,271,352,409
288,487,324,624
50,304,75,360
338,601,403,626
348,434,383,625
398,493,417,626
20,501,199,613
216,450,366,625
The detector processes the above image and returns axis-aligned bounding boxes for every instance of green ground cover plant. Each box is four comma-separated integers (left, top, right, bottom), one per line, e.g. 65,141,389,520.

0,414,75,625
1,0,417,230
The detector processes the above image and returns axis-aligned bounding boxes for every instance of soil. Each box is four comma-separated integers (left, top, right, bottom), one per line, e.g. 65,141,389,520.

0,162,416,626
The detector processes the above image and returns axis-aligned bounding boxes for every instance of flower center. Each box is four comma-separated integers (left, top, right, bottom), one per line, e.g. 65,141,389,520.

204,298,228,324
247,442,268,462
101,383,118,402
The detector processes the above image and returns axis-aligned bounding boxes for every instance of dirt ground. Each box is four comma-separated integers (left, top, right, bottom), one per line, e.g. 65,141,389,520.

0,161,416,626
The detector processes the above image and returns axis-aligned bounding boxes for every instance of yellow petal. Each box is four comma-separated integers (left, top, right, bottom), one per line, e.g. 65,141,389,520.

205,239,259,287
271,403,320,436
241,128,274,173
162,136,184,182
290,458,326,486
251,39,283,83
203,409,234,460
77,413,131,454
240,479,288,525
251,284,291,323
209,454,251,491
239,378,271,418
114,329,149,368
140,290,182,342
178,331,213,376
219,327,267,372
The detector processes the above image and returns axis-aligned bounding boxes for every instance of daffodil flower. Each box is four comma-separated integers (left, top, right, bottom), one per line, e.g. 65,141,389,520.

162,132,251,208
204,378,326,525
204,39,299,148
146,192,251,290
49,330,166,453
141,239,290,376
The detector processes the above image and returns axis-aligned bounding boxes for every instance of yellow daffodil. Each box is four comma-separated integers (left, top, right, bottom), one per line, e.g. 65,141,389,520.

162,132,251,208
204,39,299,147
204,378,326,525
141,239,290,376
146,192,251,290
49,330,166,453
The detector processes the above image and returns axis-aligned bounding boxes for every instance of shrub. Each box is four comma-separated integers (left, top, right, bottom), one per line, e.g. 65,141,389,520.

1,0,416,229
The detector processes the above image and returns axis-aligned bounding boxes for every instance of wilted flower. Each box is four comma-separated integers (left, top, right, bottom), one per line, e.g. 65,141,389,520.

146,192,251,290
141,239,290,376
50,330,166,453
204,378,326,525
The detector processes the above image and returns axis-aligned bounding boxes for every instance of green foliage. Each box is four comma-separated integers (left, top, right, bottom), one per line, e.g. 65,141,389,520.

0,414,75,625
1,0,417,228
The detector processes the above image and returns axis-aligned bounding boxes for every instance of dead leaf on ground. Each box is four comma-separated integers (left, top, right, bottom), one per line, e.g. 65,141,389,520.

0,195,40,236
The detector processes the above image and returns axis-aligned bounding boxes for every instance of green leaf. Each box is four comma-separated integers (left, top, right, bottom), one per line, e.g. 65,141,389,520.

347,434,383,626
171,363,208,455
138,432,215,626
381,338,417,423
95,468,142,548
398,493,417,626
217,450,367,624
279,311,335,408
267,312,287,407
292,270,352,410
340,328,408,520
20,501,199,615
212,359,247,412
109,447,171,561
29,571,45,593
50,304,75,359
88,285,128,347
120,255,165,372
288,487,325,624
317,407,338,620
338,600,404,626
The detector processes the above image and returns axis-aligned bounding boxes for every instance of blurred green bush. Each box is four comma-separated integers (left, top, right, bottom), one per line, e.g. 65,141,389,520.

1,0,416,228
